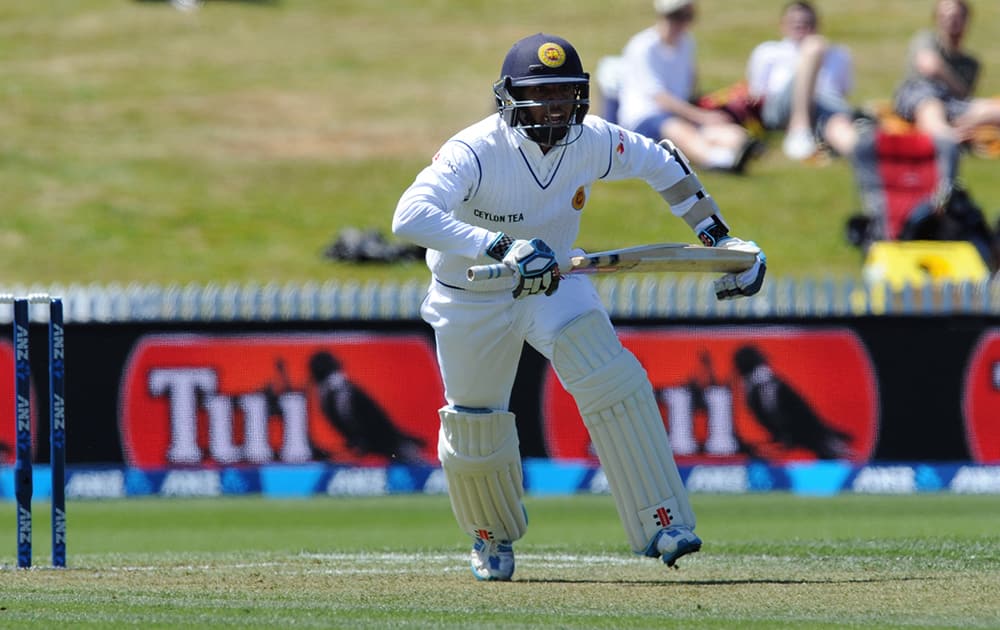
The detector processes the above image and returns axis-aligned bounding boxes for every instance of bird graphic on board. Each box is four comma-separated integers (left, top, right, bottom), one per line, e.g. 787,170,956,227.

732,345,853,459
305,351,428,463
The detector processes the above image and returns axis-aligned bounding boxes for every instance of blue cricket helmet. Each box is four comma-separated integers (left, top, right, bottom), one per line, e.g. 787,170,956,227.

493,33,590,146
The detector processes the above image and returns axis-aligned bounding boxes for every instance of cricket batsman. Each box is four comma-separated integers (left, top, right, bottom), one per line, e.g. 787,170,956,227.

392,32,766,580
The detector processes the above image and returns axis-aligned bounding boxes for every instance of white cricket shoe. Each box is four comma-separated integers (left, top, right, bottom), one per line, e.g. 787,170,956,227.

651,527,702,568
470,538,515,581
782,128,818,161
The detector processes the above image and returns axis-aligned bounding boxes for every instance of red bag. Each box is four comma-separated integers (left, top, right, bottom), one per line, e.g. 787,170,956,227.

696,80,765,137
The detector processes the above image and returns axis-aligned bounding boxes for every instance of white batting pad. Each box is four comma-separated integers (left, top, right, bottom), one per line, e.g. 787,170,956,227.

437,407,528,543
552,310,695,553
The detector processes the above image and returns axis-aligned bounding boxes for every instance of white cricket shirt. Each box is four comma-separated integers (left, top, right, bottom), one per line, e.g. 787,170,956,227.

393,114,694,292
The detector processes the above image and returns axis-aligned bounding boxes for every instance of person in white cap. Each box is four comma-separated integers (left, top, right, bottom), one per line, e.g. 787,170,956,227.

618,0,761,173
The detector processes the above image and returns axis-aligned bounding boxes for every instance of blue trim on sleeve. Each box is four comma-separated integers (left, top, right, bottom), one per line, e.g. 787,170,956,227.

599,124,614,179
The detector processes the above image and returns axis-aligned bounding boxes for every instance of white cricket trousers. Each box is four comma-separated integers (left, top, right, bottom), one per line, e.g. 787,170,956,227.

421,275,607,410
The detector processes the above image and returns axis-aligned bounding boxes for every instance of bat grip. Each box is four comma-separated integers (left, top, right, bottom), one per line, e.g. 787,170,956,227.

466,263,514,281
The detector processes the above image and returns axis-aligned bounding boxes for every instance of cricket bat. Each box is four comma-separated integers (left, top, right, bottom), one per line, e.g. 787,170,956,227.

467,243,756,281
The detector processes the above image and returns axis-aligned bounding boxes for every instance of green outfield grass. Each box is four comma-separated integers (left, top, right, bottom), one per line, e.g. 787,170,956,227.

1,494,998,628
1,0,999,286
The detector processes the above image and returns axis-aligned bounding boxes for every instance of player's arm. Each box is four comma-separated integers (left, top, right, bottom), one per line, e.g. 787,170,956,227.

392,141,493,259
393,141,558,299
596,122,764,298
656,139,766,300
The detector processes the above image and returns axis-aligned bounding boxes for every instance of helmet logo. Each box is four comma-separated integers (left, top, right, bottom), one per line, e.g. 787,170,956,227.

537,43,566,68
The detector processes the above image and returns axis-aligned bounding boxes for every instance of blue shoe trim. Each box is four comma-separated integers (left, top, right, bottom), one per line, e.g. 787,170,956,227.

661,536,702,568
642,529,664,558
470,538,515,581
643,529,703,566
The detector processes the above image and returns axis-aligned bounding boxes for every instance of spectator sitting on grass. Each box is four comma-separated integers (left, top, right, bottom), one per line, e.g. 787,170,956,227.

893,0,1000,188
617,0,761,174
746,1,859,161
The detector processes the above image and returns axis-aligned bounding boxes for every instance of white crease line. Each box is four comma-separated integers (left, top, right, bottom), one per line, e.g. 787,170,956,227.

73,552,645,574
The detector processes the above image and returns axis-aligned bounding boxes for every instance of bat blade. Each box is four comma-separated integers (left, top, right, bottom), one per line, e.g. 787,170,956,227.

466,242,756,281
569,243,756,274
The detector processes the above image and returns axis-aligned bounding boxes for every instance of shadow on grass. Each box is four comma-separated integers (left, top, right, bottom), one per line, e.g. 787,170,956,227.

133,0,281,6
517,576,939,586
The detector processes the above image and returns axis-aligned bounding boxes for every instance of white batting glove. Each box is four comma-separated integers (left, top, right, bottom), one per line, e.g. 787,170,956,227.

713,237,766,300
503,239,560,298
486,232,560,298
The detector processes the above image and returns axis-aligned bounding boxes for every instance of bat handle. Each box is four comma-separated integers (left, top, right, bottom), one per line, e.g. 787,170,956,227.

466,263,514,281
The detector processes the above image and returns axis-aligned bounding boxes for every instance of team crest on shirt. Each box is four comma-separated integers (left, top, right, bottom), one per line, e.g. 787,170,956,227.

571,186,586,211
616,130,626,156
537,43,566,68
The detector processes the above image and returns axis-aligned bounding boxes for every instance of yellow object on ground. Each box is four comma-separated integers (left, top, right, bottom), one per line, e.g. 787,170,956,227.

862,240,990,290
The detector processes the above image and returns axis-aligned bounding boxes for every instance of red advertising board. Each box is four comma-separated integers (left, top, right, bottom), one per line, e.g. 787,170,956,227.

119,333,444,467
963,330,1000,463
0,342,13,463
0,341,38,464
542,327,880,463
5,321,998,467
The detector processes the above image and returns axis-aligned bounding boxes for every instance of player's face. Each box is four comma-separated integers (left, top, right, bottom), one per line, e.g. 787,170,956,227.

936,0,967,39
517,83,577,128
781,6,817,42
664,5,695,26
